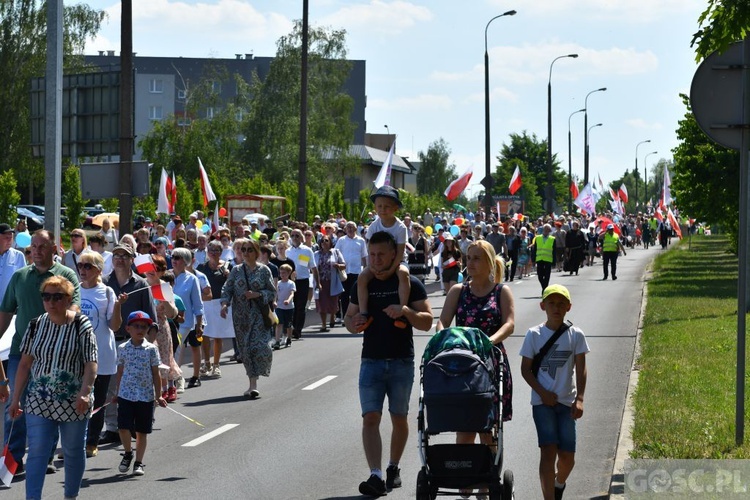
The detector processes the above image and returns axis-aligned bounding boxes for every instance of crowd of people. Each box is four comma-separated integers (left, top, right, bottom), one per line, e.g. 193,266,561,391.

0,191,678,499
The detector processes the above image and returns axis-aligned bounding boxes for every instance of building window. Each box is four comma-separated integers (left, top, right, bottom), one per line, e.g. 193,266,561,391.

177,116,192,127
206,107,214,119
210,80,221,94
177,89,187,100
235,109,244,121
149,79,163,93
149,106,163,120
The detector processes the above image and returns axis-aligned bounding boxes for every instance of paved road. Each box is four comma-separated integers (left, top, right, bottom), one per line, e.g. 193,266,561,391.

0,247,655,499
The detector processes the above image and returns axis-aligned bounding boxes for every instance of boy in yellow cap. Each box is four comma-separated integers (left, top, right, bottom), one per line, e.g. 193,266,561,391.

519,284,589,500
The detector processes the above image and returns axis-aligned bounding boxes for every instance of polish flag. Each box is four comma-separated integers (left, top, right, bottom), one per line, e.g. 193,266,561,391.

197,157,217,207
609,187,619,201
444,169,473,201
619,184,629,203
168,172,178,214
508,166,522,195
0,444,18,486
134,254,156,275
157,168,171,214
151,281,174,302
667,208,682,239
570,182,579,199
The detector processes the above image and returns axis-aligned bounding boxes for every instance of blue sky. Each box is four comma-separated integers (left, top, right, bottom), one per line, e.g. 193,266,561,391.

85,0,706,197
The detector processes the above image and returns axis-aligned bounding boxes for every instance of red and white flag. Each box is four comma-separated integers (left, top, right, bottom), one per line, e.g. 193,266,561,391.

168,172,178,213
134,254,156,275
570,182,579,199
151,281,175,302
374,141,395,188
574,183,597,215
619,184,629,203
667,208,682,239
197,157,217,207
0,444,18,486
157,168,171,214
444,169,473,201
609,187,619,202
508,165,522,195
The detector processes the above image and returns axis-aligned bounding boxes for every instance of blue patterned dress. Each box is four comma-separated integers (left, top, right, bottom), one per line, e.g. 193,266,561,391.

455,283,513,421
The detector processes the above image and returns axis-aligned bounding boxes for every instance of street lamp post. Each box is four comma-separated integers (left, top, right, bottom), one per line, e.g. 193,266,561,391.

567,108,585,212
546,54,578,214
583,87,606,186
484,10,516,216
644,151,657,206
634,140,651,207
384,124,391,149
586,123,603,187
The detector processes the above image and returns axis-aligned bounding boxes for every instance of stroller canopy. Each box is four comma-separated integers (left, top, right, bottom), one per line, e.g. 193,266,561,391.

423,327,494,363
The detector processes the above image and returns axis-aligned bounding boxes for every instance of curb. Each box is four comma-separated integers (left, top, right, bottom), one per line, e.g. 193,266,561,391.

609,261,652,498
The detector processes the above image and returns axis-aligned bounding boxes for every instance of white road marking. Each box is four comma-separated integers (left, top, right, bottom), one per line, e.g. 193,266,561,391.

182,424,239,447
302,375,337,391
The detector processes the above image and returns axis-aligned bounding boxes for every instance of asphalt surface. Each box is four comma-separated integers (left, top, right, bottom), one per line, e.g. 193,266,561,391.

0,247,655,499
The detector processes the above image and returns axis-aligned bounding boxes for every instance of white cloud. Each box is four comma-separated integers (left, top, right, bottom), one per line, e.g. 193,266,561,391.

320,0,433,37
370,94,452,111
626,118,663,131
488,0,704,23
466,87,519,104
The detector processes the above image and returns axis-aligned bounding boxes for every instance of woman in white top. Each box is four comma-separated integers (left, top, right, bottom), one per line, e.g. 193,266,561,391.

99,218,119,252
76,252,127,457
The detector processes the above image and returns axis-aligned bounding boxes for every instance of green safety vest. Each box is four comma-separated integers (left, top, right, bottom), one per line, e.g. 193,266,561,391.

603,232,619,252
535,235,555,262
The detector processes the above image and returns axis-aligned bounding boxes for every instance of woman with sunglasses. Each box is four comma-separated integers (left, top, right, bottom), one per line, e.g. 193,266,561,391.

313,237,346,331
9,276,97,500
171,247,204,389
62,229,91,277
77,252,128,457
220,238,275,399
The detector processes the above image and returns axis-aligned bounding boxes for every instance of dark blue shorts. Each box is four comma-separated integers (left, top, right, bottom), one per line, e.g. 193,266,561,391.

359,358,414,416
276,308,294,330
117,398,155,434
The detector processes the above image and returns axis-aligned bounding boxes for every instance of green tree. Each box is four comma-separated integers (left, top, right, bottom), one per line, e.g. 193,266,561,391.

417,138,457,196
0,3,104,199
241,21,357,189
692,0,750,60
671,94,738,246
62,166,87,229
0,170,20,225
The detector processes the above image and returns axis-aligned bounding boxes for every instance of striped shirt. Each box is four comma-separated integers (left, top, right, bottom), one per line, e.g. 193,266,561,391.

20,313,98,421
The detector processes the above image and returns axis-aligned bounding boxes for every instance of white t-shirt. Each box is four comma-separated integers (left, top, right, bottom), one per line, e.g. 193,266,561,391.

519,323,590,406
80,283,118,375
334,235,367,275
276,280,296,310
287,244,316,280
366,217,408,262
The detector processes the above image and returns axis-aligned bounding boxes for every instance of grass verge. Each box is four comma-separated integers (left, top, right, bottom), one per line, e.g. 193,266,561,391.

631,234,750,458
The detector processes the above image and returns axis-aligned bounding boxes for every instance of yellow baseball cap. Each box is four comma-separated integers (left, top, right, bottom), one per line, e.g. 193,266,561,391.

542,284,571,302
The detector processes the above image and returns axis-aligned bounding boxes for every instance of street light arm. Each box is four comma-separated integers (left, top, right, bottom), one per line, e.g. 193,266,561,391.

485,10,517,52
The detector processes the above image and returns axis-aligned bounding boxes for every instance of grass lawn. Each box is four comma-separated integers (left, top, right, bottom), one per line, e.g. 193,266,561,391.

631,234,750,458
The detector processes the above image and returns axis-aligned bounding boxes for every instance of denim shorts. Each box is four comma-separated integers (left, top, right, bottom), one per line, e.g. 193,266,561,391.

532,403,576,452
359,358,415,416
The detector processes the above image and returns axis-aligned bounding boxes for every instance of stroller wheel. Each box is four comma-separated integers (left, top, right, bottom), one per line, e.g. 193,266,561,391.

416,468,431,500
502,469,514,500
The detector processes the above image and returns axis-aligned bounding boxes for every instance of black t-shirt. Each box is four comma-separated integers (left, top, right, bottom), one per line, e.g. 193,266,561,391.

270,256,295,274
196,261,232,298
350,274,427,359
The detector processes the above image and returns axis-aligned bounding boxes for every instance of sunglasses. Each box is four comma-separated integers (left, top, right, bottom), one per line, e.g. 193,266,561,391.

70,234,83,239
25,250,31,255
208,248,222,253
77,263,96,271
41,292,68,302
172,255,183,261
291,234,302,238
113,254,131,260
241,247,255,253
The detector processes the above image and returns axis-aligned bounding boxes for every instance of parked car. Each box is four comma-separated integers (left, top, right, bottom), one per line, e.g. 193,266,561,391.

15,207,45,231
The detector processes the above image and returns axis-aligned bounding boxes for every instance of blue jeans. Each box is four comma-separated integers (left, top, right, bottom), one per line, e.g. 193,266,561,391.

25,413,88,500
359,358,415,416
4,355,26,464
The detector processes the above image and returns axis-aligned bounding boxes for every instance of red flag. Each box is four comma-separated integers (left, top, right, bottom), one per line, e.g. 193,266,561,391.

134,254,156,275
169,172,178,213
0,444,18,486
444,170,473,201
570,182,579,199
619,184,629,203
151,281,175,302
508,166,522,195
197,157,217,207
609,187,619,201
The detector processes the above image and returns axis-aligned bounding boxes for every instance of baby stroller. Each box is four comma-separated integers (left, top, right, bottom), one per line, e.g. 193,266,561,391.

417,327,513,499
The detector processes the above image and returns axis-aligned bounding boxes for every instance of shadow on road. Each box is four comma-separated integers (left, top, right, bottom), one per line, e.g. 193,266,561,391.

181,395,247,407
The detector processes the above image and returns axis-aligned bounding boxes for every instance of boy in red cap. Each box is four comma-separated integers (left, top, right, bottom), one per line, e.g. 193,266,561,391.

113,311,167,477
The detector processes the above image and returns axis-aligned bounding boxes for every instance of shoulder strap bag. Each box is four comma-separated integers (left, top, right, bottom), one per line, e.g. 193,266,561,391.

531,320,572,378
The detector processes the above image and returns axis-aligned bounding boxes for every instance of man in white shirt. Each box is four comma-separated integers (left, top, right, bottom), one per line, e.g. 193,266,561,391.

287,229,318,339
335,221,367,319
0,224,26,304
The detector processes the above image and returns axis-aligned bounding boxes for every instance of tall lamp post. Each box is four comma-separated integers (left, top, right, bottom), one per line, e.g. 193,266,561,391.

644,151,657,206
546,54,578,214
634,139,651,207
484,10,517,216
586,123,603,185
583,87,606,186
567,108,585,212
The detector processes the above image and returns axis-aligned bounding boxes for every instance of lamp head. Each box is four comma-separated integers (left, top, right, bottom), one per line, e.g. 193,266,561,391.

503,10,517,16
568,54,579,58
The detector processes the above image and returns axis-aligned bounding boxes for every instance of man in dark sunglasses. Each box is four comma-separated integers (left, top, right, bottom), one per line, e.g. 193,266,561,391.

0,229,81,469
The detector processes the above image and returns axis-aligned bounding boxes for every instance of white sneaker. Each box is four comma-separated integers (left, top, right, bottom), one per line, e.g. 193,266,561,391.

176,376,185,394
211,365,222,378
199,363,209,375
